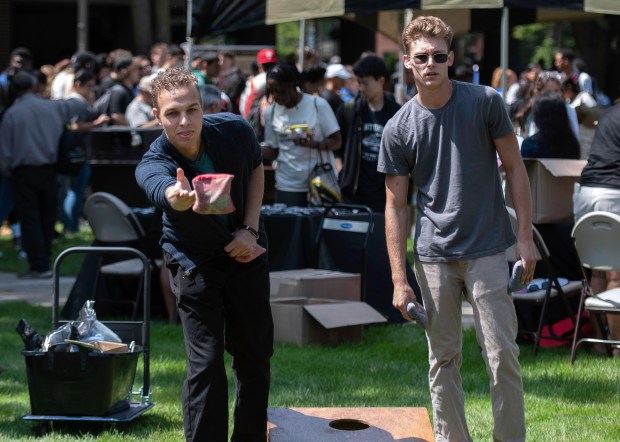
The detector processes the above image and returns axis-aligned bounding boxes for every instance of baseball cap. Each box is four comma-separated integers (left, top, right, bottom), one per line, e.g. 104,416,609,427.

138,75,153,93
71,51,96,68
325,63,351,79
257,49,277,65
113,56,139,72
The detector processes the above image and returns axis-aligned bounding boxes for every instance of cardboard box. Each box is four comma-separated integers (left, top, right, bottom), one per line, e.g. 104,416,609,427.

505,159,586,224
270,269,361,301
65,340,129,353
270,298,387,345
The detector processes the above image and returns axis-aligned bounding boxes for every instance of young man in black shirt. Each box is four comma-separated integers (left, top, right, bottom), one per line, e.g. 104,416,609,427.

337,55,401,212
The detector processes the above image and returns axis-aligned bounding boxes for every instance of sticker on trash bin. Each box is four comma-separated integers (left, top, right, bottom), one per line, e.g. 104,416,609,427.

192,173,236,215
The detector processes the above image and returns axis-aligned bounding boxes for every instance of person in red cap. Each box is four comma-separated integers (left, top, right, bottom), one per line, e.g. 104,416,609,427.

239,48,278,123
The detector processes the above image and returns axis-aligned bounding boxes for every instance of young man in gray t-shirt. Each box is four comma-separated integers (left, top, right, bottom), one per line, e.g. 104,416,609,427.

378,16,536,442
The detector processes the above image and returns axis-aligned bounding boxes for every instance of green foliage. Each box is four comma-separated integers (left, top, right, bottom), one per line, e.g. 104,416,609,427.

276,22,300,62
512,22,575,70
1,301,619,440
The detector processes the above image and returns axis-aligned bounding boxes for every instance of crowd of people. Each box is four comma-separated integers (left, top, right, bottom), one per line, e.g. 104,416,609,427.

0,42,615,270
1,17,620,441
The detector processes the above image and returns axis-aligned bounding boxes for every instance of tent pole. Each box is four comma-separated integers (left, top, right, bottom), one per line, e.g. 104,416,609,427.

299,19,306,71
500,6,509,99
77,0,88,52
396,9,414,104
185,0,194,71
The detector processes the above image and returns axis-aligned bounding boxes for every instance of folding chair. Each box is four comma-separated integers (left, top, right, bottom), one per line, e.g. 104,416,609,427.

84,192,158,320
505,208,582,355
570,211,620,364
313,204,374,302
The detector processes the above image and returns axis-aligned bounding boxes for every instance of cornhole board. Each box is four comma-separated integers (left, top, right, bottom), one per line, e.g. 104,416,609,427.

267,407,435,441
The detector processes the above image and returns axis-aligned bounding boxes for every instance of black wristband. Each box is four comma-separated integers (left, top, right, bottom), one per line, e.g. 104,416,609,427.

241,224,259,240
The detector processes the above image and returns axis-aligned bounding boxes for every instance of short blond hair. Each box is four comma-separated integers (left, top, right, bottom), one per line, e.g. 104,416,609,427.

151,67,200,109
402,16,454,54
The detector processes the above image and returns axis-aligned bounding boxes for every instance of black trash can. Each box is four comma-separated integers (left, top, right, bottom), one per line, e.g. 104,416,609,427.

23,346,141,417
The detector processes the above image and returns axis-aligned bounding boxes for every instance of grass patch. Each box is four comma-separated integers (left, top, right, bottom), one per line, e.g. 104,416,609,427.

1,301,619,440
0,224,94,276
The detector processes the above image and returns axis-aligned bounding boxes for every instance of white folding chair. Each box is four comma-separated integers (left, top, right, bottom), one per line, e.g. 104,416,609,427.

570,211,620,364
505,208,582,355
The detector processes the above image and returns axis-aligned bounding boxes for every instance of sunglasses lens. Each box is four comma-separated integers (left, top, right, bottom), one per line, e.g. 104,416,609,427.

412,53,449,65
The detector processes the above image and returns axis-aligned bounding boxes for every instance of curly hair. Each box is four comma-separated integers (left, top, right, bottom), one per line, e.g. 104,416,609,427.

402,16,453,54
151,67,199,108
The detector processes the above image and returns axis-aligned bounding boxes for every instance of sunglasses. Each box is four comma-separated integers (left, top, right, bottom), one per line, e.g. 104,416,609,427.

411,53,449,65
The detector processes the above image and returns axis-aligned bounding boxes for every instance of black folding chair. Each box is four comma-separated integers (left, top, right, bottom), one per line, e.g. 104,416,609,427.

84,192,160,320
505,208,582,355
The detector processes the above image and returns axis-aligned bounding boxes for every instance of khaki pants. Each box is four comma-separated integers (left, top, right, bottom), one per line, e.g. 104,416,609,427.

415,253,525,442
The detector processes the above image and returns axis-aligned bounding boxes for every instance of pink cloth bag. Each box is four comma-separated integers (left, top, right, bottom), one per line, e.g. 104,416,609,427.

192,174,236,215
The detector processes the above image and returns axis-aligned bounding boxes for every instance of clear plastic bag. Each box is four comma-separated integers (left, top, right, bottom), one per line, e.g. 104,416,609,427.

42,300,122,351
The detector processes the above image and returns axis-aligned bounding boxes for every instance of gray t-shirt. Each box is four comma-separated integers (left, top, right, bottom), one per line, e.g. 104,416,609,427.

126,98,154,128
378,81,515,262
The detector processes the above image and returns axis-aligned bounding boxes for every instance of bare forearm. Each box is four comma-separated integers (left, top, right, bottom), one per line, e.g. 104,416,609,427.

385,203,410,288
261,145,278,161
321,133,341,151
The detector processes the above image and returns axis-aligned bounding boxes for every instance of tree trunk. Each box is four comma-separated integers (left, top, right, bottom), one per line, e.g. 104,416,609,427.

131,0,153,55
154,0,171,44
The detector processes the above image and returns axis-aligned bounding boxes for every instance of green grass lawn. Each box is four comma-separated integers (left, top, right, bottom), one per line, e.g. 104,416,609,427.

0,224,94,276
1,301,619,441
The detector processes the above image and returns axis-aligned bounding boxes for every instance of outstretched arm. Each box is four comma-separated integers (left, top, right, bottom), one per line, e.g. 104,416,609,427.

164,168,196,211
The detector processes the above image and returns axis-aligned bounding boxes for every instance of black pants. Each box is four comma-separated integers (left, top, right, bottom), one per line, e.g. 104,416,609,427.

11,165,58,272
168,254,274,442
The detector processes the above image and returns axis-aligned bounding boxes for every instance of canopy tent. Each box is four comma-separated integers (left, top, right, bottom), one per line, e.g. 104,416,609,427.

191,0,619,38
189,0,620,97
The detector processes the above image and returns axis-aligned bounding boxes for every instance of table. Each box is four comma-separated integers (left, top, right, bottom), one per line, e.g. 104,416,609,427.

261,205,421,323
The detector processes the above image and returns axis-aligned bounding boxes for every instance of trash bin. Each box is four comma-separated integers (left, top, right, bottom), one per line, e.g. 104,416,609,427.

23,346,141,416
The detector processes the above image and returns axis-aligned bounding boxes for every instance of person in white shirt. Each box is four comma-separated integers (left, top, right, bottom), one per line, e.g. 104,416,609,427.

125,75,159,128
260,63,341,207
554,48,593,95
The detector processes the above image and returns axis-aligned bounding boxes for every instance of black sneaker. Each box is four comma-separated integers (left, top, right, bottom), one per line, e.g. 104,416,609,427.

17,269,52,279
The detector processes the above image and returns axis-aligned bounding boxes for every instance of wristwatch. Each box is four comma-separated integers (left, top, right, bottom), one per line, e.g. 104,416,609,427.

241,224,259,240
